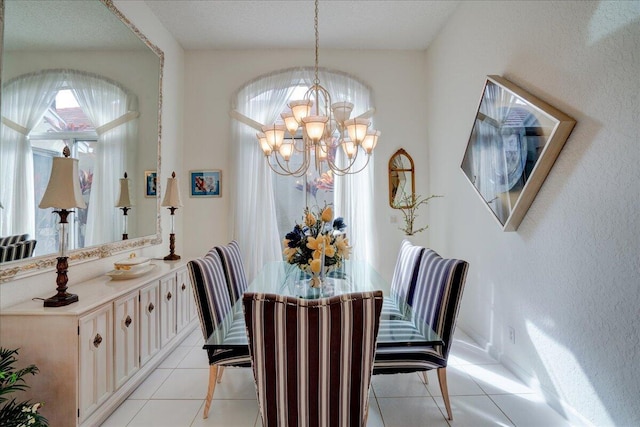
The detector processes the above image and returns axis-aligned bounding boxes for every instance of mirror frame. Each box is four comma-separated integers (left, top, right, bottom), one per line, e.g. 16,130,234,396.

0,0,164,282
389,148,415,209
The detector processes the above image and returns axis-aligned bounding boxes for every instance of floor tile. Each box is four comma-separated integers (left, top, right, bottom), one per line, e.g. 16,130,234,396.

182,328,204,347
128,368,173,400
100,399,146,426
377,397,449,427
462,364,533,395
152,368,210,400
211,368,258,400
366,397,384,427
371,372,430,397
125,399,202,427
434,395,514,426
424,365,485,397
176,345,209,369
490,394,573,427
158,345,191,368
191,399,259,426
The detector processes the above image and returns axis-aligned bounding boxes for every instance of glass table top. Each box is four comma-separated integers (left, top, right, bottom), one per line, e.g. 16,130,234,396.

205,261,442,349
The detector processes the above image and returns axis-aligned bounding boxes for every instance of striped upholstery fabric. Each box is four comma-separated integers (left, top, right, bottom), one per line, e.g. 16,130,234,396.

373,249,468,420
389,239,424,304
188,251,252,419
215,240,249,304
243,291,383,427
0,235,36,262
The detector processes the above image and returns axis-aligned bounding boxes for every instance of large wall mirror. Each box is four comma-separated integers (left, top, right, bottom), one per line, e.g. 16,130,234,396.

0,0,163,281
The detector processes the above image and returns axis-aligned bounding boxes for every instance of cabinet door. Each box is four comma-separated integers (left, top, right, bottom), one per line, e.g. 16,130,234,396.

140,281,161,366
114,291,140,390
160,274,177,346
79,304,113,422
176,267,193,332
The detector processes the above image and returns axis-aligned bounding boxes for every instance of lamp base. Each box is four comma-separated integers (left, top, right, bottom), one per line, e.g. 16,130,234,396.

44,292,79,307
163,233,180,261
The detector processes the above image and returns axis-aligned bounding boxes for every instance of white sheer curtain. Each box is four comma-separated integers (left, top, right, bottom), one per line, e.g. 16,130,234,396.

230,69,299,281
69,71,138,246
231,67,377,278
0,71,62,237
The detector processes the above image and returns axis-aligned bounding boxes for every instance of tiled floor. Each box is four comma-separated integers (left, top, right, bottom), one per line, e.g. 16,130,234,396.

101,328,574,426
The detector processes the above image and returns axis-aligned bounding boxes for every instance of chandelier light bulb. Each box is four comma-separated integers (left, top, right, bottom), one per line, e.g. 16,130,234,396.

342,139,357,159
331,101,354,125
261,124,286,150
316,141,329,162
279,142,294,161
344,118,370,145
281,112,300,135
361,130,381,154
302,115,328,142
256,132,272,156
289,100,313,124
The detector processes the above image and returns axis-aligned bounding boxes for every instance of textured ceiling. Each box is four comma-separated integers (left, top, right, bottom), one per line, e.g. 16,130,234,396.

144,0,461,50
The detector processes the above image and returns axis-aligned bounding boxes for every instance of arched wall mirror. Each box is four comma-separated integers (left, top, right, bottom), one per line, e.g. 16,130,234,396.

389,148,415,209
0,0,163,281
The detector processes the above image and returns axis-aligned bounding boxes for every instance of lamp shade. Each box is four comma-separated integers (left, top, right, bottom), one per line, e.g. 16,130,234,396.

161,171,183,207
115,172,132,207
39,154,87,209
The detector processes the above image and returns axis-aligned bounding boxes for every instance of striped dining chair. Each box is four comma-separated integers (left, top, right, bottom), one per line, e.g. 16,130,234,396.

214,240,249,304
390,239,425,304
243,291,384,427
374,248,469,420
188,251,252,419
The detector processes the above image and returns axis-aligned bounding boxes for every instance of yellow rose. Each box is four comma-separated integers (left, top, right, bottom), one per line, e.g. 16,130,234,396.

310,258,322,273
321,206,333,222
305,212,316,226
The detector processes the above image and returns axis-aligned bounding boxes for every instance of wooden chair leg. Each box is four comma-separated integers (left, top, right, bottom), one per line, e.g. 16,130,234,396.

437,367,453,420
421,371,429,384
203,365,218,419
217,365,225,383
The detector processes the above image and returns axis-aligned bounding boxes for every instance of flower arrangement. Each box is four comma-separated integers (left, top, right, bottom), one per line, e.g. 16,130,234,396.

283,205,351,288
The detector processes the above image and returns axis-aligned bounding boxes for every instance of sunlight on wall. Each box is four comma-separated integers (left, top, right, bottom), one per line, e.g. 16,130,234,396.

525,321,613,425
589,1,640,45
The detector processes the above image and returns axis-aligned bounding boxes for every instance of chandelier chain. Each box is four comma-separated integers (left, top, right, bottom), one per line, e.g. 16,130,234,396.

314,0,320,86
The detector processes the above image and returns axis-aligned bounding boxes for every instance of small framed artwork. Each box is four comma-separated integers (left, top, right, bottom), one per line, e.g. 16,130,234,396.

460,75,576,231
144,170,157,197
190,170,221,197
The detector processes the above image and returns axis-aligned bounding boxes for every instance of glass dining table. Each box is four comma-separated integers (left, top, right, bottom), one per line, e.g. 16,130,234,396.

204,261,442,352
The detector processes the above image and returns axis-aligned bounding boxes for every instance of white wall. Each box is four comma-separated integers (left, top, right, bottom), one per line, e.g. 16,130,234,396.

424,1,640,425
0,1,184,308
182,49,431,283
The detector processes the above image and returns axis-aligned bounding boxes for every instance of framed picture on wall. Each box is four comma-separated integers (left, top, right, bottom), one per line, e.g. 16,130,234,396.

190,170,221,197
144,170,157,197
460,75,576,231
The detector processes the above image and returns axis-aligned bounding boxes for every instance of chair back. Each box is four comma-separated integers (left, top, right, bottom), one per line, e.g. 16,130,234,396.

243,291,383,427
390,239,424,304
411,249,469,360
215,240,249,303
188,251,233,341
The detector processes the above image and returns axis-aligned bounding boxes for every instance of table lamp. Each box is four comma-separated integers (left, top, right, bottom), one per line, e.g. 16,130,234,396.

115,172,132,240
161,171,182,260
38,146,87,307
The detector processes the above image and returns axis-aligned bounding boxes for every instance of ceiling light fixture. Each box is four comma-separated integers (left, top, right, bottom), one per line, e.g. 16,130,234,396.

257,0,380,177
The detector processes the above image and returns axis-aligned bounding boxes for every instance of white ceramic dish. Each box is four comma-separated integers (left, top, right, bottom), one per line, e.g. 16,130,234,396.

107,264,156,280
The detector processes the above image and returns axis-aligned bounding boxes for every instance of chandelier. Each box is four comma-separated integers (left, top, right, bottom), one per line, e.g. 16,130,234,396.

257,0,381,177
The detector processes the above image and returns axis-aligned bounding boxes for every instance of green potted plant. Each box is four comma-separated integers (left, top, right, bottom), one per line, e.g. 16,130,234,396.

0,348,48,427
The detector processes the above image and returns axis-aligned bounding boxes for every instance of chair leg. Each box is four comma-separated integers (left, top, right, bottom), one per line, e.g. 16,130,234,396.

217,365,225,383
437,367,453,420
421,371,429,384
203,365,218,419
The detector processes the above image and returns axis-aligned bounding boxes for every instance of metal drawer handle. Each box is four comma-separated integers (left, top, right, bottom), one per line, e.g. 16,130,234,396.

125,315,132,328
93,333,103,348
148,302,155,313
181,283,186,291
167,292,172,301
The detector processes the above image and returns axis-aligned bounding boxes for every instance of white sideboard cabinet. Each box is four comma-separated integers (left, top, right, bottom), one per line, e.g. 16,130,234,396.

0,260,198,426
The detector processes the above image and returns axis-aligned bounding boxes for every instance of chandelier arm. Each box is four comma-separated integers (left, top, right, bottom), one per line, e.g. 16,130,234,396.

271,146,311,177
267,154,309,177
328,151,372,176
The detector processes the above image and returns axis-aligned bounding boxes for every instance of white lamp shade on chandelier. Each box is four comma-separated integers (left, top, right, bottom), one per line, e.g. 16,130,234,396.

39,150,86,210
257,0,380,177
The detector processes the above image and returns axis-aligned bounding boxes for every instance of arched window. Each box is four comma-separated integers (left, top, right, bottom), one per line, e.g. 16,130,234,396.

231,67,376,281
0,69,139,254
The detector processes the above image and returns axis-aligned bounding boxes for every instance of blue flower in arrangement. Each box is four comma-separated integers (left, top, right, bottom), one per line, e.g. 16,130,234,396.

332,217,346,232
